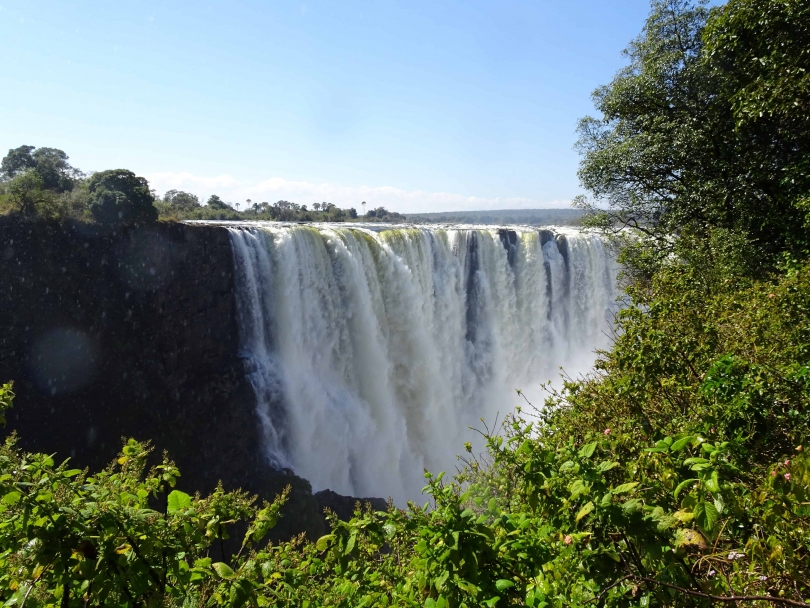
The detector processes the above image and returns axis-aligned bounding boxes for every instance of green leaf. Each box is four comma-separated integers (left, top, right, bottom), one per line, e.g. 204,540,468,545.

2,491,21,505
316,534,334,551
670,436,694,452
673,478,697,499
674,528,706,549
212,562,235,579
576,501,595,522
167,490,191,513
344,532,357,555
704,470,720,493
622,499,642,513
598,461,619,473
612,482,639,495
579,441,598,458
495,579,515,591
704,501,719,528
683,457,709,466
569,479,589,500
694,501,719,532
713,494,725,515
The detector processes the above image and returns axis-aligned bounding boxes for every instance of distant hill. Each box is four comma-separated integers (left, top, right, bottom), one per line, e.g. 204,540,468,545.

405,208,585,226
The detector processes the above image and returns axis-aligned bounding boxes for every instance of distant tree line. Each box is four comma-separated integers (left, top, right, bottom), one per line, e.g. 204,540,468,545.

363,205,406,222
407,208,584,226
157,196,360,223
0,147,383,226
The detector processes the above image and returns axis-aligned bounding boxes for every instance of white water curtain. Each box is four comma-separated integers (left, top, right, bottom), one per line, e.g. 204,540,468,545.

228,224,618,503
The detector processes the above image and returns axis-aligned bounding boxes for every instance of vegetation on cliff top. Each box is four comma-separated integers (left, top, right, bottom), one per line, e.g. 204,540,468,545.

1,0,809,605
0,149,383,226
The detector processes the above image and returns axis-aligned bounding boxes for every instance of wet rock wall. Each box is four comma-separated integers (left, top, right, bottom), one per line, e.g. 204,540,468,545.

0,217,325,541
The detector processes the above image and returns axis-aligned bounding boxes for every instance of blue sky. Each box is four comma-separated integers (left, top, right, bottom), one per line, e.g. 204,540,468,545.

2,1,657,213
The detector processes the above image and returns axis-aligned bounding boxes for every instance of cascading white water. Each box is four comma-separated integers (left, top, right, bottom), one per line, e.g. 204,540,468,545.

227,223,619,504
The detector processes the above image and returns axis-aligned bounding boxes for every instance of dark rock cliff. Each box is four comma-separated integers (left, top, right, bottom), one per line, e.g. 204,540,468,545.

0,217,331,540
314,490,388,522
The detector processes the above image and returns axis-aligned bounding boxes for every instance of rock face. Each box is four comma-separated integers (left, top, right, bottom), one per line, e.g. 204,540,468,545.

314,490,388,522
0,217,331,540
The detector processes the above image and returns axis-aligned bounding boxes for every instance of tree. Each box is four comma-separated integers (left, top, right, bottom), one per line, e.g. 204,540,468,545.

164,189,201,209
87,169,158,226
705,0,810,135
575,0,715,250
704,0,810,249
0,145,36,179
7,170,49,217
313,203,321,212
575,0,810,270
1,145,80,192
30,147,81,192
206,195,231,210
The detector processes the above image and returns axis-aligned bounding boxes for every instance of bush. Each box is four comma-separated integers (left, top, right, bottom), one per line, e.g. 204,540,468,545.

87,169,158,227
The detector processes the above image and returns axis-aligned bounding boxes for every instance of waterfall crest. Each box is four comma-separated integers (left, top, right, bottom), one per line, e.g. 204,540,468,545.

227,223,618,503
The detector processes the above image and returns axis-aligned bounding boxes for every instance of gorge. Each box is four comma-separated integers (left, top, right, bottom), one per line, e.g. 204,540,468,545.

0,218,618,535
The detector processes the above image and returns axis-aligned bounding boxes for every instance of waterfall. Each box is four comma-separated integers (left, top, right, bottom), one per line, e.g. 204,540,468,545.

227,223,619,503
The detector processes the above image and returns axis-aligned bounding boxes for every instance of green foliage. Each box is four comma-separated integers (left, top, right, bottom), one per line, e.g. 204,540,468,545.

0,430,288,607
164,190,202,210
4,168,93,222
0,145,392,226
364,206,406,222
156,196,367,223
30,148,82,193
7,170,51,218
705,0,810,132
87,169,158,227
1,146,37,179
576,0,810,275
206,195,231,211
1,146,81,193
0,146,164,225
0,382,13,428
